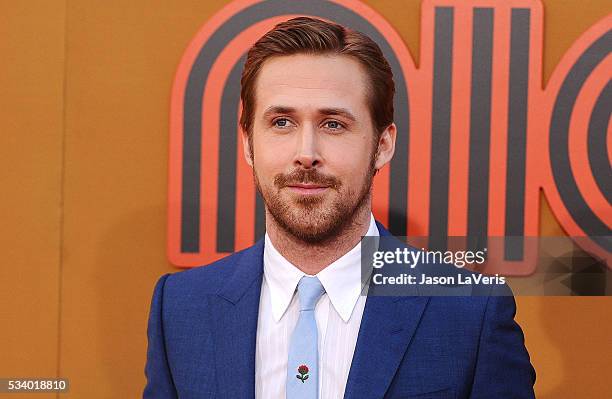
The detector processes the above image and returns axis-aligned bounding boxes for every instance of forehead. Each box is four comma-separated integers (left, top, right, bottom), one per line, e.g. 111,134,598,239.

254,54,370,115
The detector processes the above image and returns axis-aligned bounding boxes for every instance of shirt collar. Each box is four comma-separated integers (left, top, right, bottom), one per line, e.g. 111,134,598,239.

263,214,379,322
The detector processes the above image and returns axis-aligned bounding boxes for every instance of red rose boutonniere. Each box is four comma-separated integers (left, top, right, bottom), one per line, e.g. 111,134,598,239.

296,365,309,383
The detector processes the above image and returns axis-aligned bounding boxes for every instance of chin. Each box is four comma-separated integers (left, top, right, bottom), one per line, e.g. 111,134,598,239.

283,223,343,244
276,210,349,244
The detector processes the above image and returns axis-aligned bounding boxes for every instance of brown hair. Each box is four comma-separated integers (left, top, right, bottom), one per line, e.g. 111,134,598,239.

240,16,395,137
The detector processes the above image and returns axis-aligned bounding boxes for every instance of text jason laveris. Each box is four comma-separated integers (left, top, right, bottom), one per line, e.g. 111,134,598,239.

372,273,506,286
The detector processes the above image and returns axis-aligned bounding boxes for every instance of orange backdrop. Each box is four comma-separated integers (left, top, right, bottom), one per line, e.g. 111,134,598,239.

0,0,610,398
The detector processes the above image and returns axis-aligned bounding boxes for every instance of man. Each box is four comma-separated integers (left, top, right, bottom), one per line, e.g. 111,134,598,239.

144,17,535,398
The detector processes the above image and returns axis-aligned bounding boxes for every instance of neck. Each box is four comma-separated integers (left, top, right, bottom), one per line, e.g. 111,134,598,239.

265,201,372,275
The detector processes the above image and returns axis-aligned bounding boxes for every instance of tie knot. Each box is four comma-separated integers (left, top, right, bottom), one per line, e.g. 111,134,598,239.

297,276,325,311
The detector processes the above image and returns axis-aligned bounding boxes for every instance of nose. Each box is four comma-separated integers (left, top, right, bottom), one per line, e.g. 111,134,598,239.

293,125,321,169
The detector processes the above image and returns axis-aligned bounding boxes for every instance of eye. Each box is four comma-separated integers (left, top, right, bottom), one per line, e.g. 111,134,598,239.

272,118,292,128
322,120,345,131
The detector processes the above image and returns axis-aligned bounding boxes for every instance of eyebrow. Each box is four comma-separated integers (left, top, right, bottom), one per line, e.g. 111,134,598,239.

319,107,357,122
261,106,357,122
262,106,296,119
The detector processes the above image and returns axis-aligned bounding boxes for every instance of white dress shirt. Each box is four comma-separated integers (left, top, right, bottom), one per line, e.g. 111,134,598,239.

255,214,379,399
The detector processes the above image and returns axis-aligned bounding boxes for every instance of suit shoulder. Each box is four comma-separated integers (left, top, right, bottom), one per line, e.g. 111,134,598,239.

163,242,262,296
425,281,515,323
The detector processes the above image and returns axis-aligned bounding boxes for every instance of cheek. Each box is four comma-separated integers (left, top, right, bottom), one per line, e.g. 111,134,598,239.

252,138,293,177
323,139,373,171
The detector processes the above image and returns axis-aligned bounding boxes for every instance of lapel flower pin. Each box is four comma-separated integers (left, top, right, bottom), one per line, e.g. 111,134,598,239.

296,365,309,383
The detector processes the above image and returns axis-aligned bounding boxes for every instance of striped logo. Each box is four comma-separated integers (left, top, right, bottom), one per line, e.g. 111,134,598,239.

167,0,611,269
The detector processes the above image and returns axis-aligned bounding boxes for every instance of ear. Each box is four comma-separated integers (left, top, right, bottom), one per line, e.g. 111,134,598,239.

374,123,396,170
241,130,253,167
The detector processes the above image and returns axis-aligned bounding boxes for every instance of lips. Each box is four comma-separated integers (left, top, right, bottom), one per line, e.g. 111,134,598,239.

286,183,329,194
288,183,328,189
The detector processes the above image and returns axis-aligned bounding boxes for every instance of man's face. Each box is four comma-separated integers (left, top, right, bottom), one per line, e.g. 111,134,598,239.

244,54,383,243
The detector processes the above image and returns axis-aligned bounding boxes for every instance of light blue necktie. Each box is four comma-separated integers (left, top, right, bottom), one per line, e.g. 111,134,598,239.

286,276,325,399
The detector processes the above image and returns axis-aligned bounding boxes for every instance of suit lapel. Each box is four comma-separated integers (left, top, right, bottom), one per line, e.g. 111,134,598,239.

343,223,431,399
343,295,429,399
211,240,264,399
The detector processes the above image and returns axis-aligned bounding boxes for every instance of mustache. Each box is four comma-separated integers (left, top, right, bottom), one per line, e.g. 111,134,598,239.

274,169,341,190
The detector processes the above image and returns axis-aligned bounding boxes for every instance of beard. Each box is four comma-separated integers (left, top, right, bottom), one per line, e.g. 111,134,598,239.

253,149,378,244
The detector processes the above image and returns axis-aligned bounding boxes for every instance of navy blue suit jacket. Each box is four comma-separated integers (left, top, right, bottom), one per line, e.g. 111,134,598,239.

144,223,536,398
